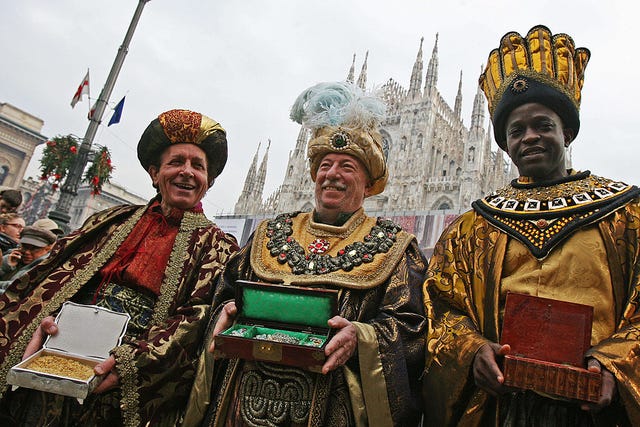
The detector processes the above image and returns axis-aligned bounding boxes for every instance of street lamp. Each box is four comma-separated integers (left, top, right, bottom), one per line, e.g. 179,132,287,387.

48,0,151,233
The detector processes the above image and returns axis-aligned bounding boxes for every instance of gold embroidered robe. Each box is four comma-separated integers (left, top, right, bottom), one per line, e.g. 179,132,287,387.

184,209,427,427
423,173,640,426
0,198,238,426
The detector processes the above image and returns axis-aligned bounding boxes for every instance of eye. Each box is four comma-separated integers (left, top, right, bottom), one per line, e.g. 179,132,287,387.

507,127,522,138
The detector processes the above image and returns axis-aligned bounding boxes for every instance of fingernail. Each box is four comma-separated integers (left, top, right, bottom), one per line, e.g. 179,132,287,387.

95,366,103,375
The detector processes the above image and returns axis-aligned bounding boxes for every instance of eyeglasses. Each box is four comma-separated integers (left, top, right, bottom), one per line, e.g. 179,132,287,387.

5,223,24,231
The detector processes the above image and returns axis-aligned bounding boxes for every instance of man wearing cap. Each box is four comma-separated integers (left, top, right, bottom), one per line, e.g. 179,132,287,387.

184,82,427,427
31,218,64,236
0,110,238,425
0,226,56,294
423,26,640,425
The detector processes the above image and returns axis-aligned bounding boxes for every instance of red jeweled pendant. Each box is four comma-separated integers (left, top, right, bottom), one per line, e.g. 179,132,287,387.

308,238,330,254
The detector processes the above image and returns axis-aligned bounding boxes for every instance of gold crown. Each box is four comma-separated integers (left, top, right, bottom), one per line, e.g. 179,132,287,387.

479,25,590,118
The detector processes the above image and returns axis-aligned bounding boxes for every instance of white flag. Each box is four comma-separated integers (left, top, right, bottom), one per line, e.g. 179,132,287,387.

70,70,90,108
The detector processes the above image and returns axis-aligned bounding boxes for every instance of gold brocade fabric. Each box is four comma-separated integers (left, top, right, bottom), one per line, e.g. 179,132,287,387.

473,171,640,258
423,192,640,426
501,227,616,345
250,208,414,289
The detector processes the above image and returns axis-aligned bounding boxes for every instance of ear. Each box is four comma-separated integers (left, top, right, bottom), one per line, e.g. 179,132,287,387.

563,128,575,147
148,165,159,186
364,182,374,198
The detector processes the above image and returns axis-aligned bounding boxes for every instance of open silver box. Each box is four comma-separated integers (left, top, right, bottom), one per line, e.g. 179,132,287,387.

6,301,130,403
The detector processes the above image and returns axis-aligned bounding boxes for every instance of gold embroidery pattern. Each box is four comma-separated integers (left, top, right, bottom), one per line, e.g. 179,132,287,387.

0,206,146,394
239,362,313,426
151,211,209,326
493,211,592,251
481,174,634,215
114,345,141,427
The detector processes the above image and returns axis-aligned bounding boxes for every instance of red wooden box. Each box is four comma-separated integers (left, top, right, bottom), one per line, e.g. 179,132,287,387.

213,280,338,373
500,292,601,402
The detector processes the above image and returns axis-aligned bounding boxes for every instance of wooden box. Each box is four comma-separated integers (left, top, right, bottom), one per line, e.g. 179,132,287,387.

7,302,130,403
213,280,338,373
500,293,601,403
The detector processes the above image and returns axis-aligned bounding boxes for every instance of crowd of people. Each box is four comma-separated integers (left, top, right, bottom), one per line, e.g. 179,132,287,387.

0,24,637,426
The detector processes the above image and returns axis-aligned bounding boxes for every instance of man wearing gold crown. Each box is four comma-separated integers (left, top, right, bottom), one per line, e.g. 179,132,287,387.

183,82,427,426
423,25,640,425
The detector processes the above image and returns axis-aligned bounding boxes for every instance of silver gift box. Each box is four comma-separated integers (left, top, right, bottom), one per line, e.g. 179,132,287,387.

7,301,130,403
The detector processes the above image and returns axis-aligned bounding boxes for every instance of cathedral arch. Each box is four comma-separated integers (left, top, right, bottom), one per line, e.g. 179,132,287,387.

379,129,392,159
0,165,9,186
400,136,407,151
468,146,476,163
431,196,454,211
416,133,424,150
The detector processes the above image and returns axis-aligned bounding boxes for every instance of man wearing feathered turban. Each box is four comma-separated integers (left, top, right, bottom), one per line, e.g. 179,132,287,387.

184,82,427,427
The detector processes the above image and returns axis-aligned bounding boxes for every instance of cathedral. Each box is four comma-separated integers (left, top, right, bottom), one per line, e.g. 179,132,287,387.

234,35,517,217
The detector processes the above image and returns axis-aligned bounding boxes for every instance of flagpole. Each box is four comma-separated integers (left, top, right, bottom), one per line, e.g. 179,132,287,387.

49,0,151,232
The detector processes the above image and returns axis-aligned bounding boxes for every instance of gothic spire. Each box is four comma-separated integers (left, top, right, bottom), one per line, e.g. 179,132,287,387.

470,65,486,136
234,142,261,213
424,33,439,96
454,70,463,118
256,139,270,194
356,51,369,90
408,37,424,99
346,53,356,83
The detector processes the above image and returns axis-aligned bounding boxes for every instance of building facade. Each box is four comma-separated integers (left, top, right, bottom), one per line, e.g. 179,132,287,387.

234,35,518,216
19,179,148,231
0,103,47,188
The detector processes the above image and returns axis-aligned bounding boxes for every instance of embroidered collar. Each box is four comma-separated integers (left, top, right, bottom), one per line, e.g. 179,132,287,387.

265,211,402,275
473,171,640,258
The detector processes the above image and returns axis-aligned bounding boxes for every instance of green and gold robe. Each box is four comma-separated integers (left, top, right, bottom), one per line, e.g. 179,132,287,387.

184,208,427,427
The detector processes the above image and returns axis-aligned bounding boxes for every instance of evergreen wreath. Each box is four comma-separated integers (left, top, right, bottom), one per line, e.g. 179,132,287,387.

39,135,79,190
83,146,114,195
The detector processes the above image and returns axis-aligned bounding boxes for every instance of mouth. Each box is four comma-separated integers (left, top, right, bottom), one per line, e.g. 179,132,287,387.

322,185,346,192
173,182,196,190
521,147,545,157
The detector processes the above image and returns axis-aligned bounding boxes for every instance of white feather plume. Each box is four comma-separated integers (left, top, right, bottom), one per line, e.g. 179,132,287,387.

290,81,386,131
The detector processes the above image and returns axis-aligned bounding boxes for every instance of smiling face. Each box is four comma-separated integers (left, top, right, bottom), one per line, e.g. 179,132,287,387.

314,153,372,224
148,143,209,215
505,102,575,182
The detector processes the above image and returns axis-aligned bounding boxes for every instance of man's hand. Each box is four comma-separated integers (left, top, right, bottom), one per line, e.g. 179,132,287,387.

208,301,237,353
23,316,58,360
473,342,511,396
322,316,357,374
92,355,120,393
580,358,616,412
6,249,23,269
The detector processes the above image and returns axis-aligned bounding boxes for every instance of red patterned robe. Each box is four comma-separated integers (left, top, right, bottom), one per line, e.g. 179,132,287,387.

0,197,238,426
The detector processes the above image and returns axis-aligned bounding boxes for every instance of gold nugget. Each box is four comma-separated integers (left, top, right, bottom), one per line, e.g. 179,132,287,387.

27,355,95,381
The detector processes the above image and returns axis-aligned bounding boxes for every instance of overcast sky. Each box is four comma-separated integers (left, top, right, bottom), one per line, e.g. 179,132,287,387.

2,0,637,217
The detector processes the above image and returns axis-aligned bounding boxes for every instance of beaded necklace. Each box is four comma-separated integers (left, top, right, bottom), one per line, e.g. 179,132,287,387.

265,212,401,275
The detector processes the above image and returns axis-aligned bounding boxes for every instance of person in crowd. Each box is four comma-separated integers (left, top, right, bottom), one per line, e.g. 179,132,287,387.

0,109,239,425
0,225,57,293
423,25,640,425
0,189,23,214
183,82,427,427
31,217,64,236
0,213,25,254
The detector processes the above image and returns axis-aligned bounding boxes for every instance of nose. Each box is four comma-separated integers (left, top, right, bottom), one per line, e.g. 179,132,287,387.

179,163,195,178
522,126,540,143
324,163,340,179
